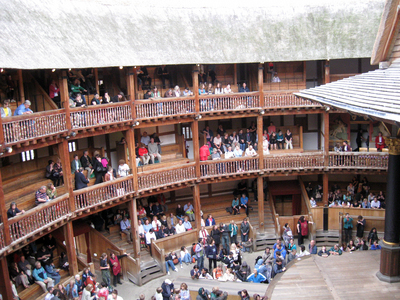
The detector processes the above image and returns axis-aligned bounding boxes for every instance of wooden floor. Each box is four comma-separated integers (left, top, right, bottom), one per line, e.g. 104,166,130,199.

271,251,400,300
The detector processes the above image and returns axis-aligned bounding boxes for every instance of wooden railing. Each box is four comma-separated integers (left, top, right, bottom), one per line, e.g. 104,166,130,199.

154,228,200,255
151,240,166,274
125,256,142,286
2,109,67,144
329,152,389,170
267,191,280,238
7,194,70,244
264,152,324,171
199,92,260,112
200,157,259,178
264,91,321,109
135,97,195,120
73,176,134,211
70,102,132,129
137,163,196,192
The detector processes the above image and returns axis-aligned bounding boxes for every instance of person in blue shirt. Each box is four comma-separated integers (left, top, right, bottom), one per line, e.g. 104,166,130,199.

247,269,267,283
240,193,249,216
32,261,54,293
14,100,33,116
273,244,287,259
370,240,382,250
232,196,240,215
309,240,318,254
183,217,192,230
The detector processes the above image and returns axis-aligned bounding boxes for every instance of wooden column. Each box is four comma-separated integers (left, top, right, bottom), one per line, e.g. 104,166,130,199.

191,120,201,179
126,128,138,192
60,71,72,130
257,176,264,232
193,185,202,230
127,67,136,120
323,111,330,206
233,64,237,86
0,257,13,300
94,68,99,93
128,198,140,258
17,69,25,102
258,64,264,107
0,170,11,246
63,221,78,275
58,140,75,211
324,60,330,84
193,68,199,114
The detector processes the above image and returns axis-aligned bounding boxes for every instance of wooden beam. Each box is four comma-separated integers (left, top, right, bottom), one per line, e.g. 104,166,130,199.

257,176,265,232
128,198,140,259
63,221,78,275
193,67,199,114
324,60,330,84
0,170,11,246
0,256,13,299
94,68,99,93
191,120,201,178
126,67,136,120
193,185,202,230
126,128,138,192
258,64,264,107
58,140,75,211
61,71,72,130
17,69,25,103
233,64,237,86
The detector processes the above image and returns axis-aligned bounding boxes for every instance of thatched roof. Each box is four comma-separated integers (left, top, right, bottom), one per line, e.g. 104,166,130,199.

0,0,385,69
295,60,400,124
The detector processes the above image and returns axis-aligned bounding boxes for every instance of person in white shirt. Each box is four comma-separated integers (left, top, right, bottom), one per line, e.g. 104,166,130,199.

233,145,243,158
44,287,54,300
108,289,123,300
223,84,233,94
175,219,186,234
263,137,270,155
148,138,162,164
117,160,130,177
140,131,151,146
298,245,310,257
151,216,162,231
199,226,209,241
245,145,257,157
225,146,235,159
310,197,317,208
370,197,381,209
138,219,145,239
146,229,157,255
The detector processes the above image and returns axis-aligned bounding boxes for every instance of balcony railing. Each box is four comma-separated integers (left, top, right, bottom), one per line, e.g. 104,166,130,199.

199,92,260,112
2,109,67,145
70,102,132,129
0,223,5,251
200,157,260,178
264,152,325,171
7,194,70,244
329,152,389,170
135,97,195,120
264,91,322,109
137,163,196,192
74,176,134,211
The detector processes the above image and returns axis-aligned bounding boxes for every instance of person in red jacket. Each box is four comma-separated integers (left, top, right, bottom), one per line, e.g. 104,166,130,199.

138,143,150,165
199,144,210,161
375,132,385,151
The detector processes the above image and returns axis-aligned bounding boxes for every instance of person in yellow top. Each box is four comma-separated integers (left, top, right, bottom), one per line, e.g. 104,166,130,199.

1,99,12,117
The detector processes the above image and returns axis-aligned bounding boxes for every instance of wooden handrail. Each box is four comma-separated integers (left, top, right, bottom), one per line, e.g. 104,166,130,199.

199,156,259,165
267,190,279,238
151,240,166,274
73,175,133,196
298,177,316,240
137,162,196,175
135,96,195,103
0,223,5,250
1,108,66,122
69,101,130,112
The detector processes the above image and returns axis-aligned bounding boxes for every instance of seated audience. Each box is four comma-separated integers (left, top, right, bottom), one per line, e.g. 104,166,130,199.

138,143,150,165
175,219,186,234
368,228,379,246
183,217,193,231
9,262,30,289
184,202,195,221
33,261,54,293
14,100,33,116
75,167,89,190
148,138,162,164
120,216,133,244
35,186,50,205
247,269,267,283
190,265,200,279
117,159,130,177
180,246,192,265
298,245,310,257
318,246,330,257
328,244,342,255
7,202,25,219
1,99,12,117
205,214,216,226
44,262,61,284
218,268,235,282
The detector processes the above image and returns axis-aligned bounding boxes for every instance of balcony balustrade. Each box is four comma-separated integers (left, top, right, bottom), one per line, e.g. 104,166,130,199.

199,92,260,113
264,91,322,109
200,157,260,178
0,223,5,251
264,152,325,172
74,175,134,212
2,109,67,145
137,163,196,192
329,152,389,170
135,97,195,120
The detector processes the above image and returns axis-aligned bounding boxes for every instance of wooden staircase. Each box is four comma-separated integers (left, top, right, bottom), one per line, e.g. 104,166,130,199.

314,229,340,247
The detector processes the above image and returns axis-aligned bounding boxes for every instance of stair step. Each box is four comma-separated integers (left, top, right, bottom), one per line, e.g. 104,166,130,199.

141,271,165,285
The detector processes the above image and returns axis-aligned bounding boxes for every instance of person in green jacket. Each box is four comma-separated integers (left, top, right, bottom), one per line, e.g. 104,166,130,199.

232,196,240,215
343,213,353,243
70,79,87,105
229,220,238,244
328,244,342,255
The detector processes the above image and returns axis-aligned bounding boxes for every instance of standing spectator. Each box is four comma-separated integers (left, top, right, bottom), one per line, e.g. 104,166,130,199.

343,213,353,243
7,202,25,219
356,215,366,243
80,150,93,176
211,225,221,251
71,154,82,174
206,240,218,271
14,100,33,116
0,99,12,117
195,238,205,270
220,223,230,251
285,129,293,149
53,159,64,186
99,253,112,291
137,66,151,89
109,252,129,287
229,220,238,244
93,154,105,184
297,216,309,246
241,218,250,252
118,159,130,177
49,80,60,107
75,168,89,190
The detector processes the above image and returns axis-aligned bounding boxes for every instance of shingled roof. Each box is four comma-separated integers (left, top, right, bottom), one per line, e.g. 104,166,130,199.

295,60,400,124
0,0,385,69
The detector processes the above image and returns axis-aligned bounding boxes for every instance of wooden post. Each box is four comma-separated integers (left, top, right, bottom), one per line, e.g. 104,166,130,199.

63,221,78,275
127,67,136,120
0,257,13,300
126,128,138,192
208,184,212,197
323,111,330,205
94,68,99,93
233,64,237,86
191,120,201,179
324,60,330,84
58,140,75,211
61,71,72,130
84,232,92,263
0,171,11,246
193,185,202,230
170,191,176,202
17,69,25,102
257,176,265,232
128,198,140,258
193,67,199,114
258,64,264,107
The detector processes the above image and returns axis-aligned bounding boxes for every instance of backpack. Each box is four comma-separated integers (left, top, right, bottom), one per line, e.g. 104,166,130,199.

255,255,263,265
301,221,308,236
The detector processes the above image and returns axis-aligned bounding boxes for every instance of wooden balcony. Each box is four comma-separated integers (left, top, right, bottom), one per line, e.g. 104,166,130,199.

135,97,195,121
0,151,390,256
264,91,322,110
